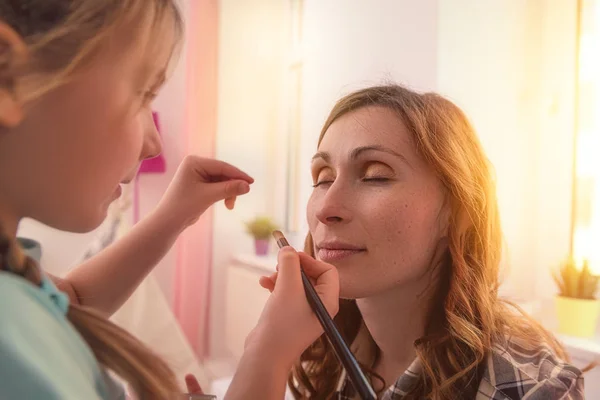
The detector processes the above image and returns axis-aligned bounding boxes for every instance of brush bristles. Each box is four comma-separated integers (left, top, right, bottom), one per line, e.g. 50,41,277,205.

272,230,290,248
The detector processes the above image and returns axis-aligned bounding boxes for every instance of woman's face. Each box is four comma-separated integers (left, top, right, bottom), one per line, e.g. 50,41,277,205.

307,106,448,299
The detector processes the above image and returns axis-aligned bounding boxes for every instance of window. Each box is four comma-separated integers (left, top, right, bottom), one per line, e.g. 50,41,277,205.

573,0,600,272
284,0,304,232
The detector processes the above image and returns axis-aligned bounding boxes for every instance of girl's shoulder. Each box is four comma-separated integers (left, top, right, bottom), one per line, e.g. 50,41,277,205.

0,272,123,399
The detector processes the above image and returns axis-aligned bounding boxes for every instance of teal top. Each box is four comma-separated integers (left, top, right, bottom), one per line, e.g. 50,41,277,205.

0,271,126,399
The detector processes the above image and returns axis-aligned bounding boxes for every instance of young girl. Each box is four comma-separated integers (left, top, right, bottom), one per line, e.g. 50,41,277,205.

252,85,585,399
0,1,339,399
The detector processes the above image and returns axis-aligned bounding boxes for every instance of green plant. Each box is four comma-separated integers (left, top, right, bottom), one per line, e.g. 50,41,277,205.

553,258,599,300
245,216,279,240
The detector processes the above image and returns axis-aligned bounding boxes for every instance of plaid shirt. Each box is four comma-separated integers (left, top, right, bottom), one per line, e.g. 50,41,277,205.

336,335,584,399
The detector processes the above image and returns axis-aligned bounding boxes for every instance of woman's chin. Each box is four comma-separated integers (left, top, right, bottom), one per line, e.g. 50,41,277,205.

338,276,408,300
339,281,381,300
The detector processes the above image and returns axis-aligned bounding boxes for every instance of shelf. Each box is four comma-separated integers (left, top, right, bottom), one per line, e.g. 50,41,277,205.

557,334,600,359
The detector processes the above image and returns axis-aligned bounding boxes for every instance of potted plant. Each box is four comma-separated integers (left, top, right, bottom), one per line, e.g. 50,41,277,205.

552,258,600,337
245,216,279,256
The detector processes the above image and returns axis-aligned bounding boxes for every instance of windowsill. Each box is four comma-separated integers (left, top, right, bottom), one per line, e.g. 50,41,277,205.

557,334,600,358
231,253,278,274
514,298,600,360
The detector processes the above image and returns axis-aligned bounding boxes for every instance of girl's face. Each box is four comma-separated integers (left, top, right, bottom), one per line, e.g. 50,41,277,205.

307,106,448,299
0,25,174,233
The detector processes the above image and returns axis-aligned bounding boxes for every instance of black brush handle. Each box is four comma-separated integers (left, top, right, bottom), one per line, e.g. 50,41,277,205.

299,270,376,400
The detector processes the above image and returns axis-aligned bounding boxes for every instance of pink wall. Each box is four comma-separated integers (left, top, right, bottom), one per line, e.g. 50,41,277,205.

174,0,219,359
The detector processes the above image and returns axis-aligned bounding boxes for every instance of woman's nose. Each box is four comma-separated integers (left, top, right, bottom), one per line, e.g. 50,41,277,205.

315,183,353,225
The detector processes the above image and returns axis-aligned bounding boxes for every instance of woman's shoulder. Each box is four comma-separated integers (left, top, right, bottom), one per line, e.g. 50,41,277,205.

477,335,585,399
0,272,115,399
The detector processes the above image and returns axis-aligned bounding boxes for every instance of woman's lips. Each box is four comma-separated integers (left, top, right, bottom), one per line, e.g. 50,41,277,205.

317,248,366,262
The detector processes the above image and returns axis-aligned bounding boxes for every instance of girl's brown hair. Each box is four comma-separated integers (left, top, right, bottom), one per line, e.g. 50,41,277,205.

0,1,183,398
289,85,567,399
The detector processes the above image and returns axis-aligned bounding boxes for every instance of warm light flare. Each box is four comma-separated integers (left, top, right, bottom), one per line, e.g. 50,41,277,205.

573,1,600,274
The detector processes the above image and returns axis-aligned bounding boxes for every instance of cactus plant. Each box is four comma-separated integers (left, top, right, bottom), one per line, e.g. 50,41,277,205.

552,258,599,300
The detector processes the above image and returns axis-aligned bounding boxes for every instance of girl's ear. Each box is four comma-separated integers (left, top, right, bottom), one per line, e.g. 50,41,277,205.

0,23,27,128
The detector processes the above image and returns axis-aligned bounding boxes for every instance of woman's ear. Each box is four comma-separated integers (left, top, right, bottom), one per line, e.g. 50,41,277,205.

0,22,27,128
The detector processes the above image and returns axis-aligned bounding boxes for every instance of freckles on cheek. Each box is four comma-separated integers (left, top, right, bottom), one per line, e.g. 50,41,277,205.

374,203,419,278
377,195,425,248
382,208,410,243
367,200,408,252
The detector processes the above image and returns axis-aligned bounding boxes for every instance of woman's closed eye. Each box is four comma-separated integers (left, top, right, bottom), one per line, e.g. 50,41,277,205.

312,168,334,188
312,163,395,188
363,176,390,183
362,162,395,183
313,176,391,188
313,180,333,188
313,176,334,188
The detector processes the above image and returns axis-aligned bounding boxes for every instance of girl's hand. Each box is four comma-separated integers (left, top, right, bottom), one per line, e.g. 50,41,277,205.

245,247,340,368
155,156,253,229
223,249,338,399
184,374,203,394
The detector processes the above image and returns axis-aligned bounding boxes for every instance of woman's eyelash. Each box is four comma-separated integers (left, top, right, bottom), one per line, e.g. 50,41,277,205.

312,177,390,188
363,177,390,182
312,180,333,188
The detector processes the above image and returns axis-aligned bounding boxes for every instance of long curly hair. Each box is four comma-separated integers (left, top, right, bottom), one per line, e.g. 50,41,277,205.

288,84,567,399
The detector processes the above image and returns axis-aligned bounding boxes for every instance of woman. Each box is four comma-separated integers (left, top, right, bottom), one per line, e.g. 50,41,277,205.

257,84,584,399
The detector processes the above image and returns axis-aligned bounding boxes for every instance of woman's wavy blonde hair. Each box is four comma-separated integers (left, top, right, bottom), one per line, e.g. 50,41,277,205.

289,84,567,399
0,1,183,398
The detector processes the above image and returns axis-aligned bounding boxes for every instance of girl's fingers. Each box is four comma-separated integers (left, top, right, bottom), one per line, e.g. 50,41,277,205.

185,374,203,394
259,273,277,292
224,196,236,210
